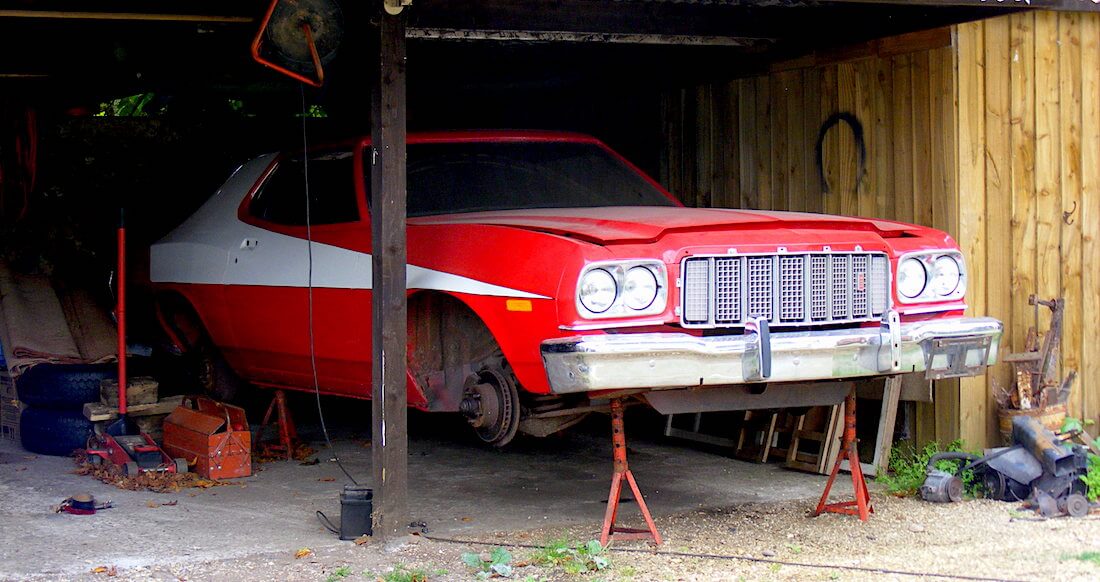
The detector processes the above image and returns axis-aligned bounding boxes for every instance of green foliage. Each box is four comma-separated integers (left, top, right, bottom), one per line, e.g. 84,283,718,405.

368,564,438,582
876,439,980,497
1061,416,1096,433
96,93,158,117
1083,452,1100,502
1066,551,1100,566
325,565,352,582
528,538,611,575
461,547,514,579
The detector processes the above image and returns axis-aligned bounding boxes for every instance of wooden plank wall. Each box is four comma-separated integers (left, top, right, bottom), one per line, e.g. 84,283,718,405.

955,12,1100,445
659,34,962,446
661,14,1100,448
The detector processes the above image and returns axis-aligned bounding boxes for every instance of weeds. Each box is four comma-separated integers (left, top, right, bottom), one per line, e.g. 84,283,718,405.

367,564,441,582
1083,450,1100,502
1065,551,1100,566
876,439,980,497
528,538,611,575
462,547,514,579
325,565,351,582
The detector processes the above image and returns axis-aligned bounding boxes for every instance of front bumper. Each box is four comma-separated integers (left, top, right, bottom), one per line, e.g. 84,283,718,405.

540,316,1002,394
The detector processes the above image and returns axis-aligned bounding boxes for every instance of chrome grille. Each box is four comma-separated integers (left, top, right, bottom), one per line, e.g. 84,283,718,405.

852,254,869,317
747,257,773,319
810,256,828,321
682,259,710,323
779,256,804,322
680,251,891,328
832,255,849,319
714,258,741,323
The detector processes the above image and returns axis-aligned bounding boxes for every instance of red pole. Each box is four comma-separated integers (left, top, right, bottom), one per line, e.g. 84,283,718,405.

117,217,127,416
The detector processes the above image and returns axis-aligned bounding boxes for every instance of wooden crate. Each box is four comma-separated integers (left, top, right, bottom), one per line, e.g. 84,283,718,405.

1,370,18,441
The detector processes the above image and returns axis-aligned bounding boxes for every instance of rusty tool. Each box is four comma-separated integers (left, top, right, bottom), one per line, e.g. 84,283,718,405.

600,398,662,546
814,388,873,521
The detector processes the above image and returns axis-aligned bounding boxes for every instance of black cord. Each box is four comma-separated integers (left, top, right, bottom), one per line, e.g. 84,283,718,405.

301,85,359,486
413,532,1025,582
316,510,340,534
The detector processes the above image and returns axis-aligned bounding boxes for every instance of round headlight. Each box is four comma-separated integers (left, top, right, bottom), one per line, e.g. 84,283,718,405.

897,258,927,299
622,266,659,310
931,255,961,296
579,269,617,313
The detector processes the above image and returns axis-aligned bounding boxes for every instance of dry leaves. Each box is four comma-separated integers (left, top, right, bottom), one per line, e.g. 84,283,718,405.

318,477,336,482
256,443,316,463
90,565,117,576
72,454,232,493
353,535,371,546
294,548,312,559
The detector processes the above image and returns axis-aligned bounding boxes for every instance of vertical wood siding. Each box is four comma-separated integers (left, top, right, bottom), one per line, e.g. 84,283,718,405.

956,12,1100,444
659,13,1100,447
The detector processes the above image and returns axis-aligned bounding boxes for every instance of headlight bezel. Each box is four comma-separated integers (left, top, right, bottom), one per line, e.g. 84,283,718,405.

575,260,668,319
895,250,966,304
896,257,928,300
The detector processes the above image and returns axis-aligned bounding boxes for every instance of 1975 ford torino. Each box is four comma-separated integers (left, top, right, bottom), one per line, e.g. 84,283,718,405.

151,131,1002,445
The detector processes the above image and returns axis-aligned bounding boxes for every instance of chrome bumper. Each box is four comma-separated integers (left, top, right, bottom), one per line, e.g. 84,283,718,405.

540,316,1002,394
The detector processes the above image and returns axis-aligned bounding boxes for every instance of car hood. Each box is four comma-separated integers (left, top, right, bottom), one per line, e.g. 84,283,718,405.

409,206,919,245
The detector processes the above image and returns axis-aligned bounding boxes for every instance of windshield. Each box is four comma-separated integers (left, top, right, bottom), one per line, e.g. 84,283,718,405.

396,141,675,217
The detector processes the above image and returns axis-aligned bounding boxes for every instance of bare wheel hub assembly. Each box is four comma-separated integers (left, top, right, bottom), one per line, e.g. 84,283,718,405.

460,365,521,446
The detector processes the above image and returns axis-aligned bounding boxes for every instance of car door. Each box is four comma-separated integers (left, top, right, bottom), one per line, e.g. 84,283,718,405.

226,152,372,395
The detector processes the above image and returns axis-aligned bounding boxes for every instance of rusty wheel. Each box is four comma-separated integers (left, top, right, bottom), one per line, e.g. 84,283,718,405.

461,365,521,447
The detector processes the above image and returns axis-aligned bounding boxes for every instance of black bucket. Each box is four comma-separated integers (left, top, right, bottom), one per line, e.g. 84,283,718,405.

339,485,373,540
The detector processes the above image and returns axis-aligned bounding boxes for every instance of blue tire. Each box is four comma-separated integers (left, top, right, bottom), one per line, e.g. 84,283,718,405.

15,364,117,410
19,407,94,457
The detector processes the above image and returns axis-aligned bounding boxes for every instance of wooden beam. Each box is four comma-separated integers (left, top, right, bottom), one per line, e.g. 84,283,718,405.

0,10,253,23
820,0,1100,11
371,8,409,543
405,28,769,46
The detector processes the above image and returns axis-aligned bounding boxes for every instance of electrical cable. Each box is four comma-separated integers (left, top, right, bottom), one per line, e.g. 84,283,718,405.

412,532,1026,582
301,84,358,486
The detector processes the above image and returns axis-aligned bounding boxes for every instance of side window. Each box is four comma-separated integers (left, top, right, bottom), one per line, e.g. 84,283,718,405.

250,154,359,225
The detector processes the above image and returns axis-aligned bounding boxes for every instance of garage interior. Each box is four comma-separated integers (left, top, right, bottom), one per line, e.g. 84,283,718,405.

2,0,1099,578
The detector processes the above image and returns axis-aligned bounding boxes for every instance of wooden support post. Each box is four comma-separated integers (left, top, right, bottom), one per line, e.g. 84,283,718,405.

370,7,408,542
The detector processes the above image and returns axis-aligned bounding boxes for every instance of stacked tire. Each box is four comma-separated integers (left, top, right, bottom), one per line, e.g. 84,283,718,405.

17,364,116,456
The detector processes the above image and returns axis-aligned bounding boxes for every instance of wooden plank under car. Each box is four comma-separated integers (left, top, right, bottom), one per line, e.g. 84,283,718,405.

83,395,184,422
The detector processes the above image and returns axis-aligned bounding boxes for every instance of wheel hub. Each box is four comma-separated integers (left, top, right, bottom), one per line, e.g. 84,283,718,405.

461,366,520,446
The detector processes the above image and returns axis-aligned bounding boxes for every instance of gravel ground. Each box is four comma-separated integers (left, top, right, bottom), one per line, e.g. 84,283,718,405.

40,492,1100,582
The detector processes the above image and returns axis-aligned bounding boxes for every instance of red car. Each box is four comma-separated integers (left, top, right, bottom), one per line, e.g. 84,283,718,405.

151,131,1002,445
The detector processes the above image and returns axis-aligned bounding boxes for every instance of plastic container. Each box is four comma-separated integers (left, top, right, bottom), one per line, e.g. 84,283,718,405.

339,485,373,540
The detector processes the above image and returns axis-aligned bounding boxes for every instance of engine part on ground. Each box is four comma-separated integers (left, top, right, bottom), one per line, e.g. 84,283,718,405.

461,365,521,446
163,396,251,479
920,470,964,503
1012,415,1079,477
983,446,1043,490
1060,493,1090,518
918,416,1093,517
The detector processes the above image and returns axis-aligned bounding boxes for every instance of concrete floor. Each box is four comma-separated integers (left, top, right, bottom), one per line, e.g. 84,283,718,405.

0,405,850,580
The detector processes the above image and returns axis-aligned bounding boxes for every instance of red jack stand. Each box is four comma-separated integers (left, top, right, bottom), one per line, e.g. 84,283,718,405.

814,389,873,521
600,398,662,546
258,389,299,460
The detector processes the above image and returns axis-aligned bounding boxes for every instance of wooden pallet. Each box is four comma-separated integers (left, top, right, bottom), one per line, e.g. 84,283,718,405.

83,395,185,422
785,405,842,474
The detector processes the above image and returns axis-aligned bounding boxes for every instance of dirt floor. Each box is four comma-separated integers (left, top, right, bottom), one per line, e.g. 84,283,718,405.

12,493,1098,582
2,402,1098,581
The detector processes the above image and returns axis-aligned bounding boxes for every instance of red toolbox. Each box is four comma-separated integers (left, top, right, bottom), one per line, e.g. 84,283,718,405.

162,396,251,479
